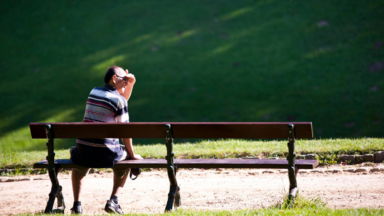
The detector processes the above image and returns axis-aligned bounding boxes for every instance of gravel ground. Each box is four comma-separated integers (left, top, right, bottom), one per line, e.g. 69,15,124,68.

0,166,383,215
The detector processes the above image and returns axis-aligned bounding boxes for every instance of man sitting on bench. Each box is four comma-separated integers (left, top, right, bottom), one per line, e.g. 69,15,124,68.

69,66,143,214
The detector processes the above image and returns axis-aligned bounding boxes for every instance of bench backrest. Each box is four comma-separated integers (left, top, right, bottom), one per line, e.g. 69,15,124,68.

30,122,313,139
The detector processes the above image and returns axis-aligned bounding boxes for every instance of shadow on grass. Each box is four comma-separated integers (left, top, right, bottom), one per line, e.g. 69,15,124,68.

1,0,384,152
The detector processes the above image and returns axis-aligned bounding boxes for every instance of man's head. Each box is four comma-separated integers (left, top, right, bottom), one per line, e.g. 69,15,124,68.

104,66,129,94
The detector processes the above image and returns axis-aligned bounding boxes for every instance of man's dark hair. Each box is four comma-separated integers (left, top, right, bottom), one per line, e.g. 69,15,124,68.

104,66,122,83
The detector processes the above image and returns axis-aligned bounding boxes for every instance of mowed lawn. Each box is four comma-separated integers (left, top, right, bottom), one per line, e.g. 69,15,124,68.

1,138,383,169
1,1,384,152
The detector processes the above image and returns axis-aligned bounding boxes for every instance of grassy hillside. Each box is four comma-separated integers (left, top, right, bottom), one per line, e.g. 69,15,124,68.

1,1,384,152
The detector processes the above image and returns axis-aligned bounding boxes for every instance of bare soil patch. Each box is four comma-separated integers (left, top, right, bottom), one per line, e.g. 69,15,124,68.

0,170,383,215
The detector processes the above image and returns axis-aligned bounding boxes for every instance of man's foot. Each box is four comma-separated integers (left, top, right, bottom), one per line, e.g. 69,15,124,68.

105,200,124,214
70,206,83,214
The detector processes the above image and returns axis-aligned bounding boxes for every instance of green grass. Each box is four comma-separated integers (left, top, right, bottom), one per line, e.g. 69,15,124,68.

1,1,384,152
271,194,327,209
1,138,383,169
9,194,383,215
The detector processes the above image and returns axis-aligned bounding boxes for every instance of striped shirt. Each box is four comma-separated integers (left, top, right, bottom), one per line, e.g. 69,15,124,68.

71,83,128,168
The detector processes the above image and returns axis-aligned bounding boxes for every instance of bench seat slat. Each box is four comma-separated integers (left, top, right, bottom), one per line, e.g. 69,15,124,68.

34,159,318,169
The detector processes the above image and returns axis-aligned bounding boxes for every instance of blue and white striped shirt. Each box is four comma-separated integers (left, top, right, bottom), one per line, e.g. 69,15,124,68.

71,83,129,168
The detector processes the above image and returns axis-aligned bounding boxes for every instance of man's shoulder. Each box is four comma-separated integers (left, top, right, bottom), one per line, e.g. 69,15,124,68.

90,87,117,97
90,86,109,93
89,87,127,106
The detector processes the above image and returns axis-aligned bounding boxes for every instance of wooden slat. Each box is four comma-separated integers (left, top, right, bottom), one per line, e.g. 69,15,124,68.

30,122,313,139
173,159,318,169
34,159,318,169
34,159,85,169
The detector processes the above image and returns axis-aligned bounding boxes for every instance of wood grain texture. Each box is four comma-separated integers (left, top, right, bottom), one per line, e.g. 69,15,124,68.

33,159,318,169
30,122,313,139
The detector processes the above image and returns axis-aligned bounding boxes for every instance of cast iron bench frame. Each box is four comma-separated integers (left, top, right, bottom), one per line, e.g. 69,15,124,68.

30,122,317,213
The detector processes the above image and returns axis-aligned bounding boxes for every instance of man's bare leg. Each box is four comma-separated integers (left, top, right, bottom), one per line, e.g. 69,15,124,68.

72,172,85,201
111,173,128,196
71,171,86,214
105,171,129,214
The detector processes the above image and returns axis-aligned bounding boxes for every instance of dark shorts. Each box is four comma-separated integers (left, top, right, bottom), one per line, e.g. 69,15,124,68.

70,146,130,177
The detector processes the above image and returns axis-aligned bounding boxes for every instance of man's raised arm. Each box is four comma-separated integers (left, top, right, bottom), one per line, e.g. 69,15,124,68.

121,69,135,101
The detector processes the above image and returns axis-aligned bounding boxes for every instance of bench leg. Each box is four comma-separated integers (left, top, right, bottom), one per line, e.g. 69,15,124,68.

174,167,181,207
43,124,65,213
287,124,298,206
288,166,298,201
45,185,59,213
164,124,180,212
165,165,180,211
44,167,65,214
55,173,66,214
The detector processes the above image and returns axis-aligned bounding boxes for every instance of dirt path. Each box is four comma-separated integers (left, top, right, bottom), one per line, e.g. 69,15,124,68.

1,169,383,215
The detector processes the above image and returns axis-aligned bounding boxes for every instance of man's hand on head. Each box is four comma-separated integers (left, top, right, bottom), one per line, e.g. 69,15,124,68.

117,69,135,101
124,69,136,86
125,74,136,85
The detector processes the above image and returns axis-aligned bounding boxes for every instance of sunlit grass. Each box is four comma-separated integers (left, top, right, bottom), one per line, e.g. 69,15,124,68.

1,138,383,169
138,138,384,159
1,0,384,153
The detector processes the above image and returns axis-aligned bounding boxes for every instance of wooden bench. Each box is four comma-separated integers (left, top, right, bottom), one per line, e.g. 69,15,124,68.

30,122,317,213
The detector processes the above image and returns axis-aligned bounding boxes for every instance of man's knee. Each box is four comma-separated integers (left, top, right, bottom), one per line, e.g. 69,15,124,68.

72,167,90,177
113,167,130,177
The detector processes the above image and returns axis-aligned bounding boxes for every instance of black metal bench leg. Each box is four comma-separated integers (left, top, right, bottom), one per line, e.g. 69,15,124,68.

45,185,59,213
43,124,65,214
288,166,298,200
164,124,180,212
55,185,65,213
287,124,298,206
174,167,181,207
165,166,180,211
45,167,65,213
55,168,65,213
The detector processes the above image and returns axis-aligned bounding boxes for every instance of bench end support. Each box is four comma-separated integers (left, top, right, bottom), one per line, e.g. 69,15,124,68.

44,124,66,213
287,124,298,205
164,124,181,212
